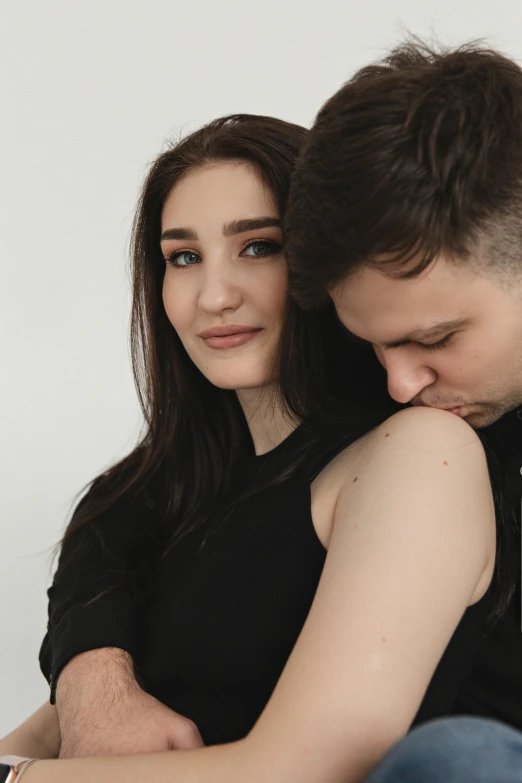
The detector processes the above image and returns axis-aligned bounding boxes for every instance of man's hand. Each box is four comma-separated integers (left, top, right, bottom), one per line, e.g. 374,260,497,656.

56,647,204,758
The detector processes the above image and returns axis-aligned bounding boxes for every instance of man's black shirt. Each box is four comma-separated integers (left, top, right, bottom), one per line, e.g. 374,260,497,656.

451,406,522,729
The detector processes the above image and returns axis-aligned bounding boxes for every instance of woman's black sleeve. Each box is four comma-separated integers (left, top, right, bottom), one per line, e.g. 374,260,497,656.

39,492,149,703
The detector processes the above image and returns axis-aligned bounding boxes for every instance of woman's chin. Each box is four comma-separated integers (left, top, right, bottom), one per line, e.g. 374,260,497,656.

205,372,270,392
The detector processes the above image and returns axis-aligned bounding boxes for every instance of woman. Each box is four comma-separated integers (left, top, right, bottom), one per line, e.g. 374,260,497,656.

0,114,504,782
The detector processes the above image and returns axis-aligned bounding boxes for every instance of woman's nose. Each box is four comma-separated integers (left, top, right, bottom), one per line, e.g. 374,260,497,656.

197,262,243,315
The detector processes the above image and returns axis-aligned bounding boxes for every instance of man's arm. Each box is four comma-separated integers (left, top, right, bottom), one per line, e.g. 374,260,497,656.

56,647,204,757
43,491,202,756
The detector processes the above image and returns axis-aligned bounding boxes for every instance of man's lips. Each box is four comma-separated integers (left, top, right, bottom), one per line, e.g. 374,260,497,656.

412,400,470,416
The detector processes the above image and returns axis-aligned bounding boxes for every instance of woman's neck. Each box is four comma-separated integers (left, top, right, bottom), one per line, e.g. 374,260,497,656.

236,385,299,456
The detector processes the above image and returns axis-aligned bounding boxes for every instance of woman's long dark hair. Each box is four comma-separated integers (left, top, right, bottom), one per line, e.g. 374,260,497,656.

61,114,343,561
58,113,511,628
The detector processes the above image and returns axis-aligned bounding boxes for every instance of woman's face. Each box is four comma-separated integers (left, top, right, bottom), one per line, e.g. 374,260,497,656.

160,161,288,390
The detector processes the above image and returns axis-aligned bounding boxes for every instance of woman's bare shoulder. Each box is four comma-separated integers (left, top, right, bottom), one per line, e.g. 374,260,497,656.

315,405,482,492
370,405,483,450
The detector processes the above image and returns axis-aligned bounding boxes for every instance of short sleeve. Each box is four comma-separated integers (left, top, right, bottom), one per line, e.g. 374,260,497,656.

39,491,150,702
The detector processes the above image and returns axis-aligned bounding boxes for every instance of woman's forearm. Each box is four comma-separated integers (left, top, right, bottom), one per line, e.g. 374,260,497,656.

0,702,60,759
13,728,385,783
23,740,252,783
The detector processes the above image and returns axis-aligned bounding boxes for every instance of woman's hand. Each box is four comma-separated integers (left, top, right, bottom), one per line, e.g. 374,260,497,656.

56,648,204,758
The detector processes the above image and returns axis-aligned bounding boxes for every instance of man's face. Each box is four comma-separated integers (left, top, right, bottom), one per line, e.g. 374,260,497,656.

330,255,522,428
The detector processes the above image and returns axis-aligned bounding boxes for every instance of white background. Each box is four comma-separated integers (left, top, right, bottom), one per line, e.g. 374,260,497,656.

1,0,521,734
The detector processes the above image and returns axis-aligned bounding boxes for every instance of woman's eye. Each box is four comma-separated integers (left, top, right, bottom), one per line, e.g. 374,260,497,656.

166,250,201,268
241,240,281,258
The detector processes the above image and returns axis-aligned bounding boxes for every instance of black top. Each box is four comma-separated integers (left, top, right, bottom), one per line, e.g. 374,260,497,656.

451,406,522,729
40,418,493,745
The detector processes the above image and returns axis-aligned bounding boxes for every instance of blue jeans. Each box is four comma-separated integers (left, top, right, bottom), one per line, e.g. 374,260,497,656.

365,716,522,782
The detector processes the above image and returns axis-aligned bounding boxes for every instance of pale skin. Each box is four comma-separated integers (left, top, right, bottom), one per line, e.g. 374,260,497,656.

0,703,60,759
5,163,496,782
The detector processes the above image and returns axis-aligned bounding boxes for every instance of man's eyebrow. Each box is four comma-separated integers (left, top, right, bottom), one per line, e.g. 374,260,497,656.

160,217,281,243
223,217,281,236
382,318,471,349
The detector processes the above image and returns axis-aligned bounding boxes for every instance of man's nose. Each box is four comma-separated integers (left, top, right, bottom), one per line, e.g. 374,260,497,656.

198,262,243,315
380,350,437,404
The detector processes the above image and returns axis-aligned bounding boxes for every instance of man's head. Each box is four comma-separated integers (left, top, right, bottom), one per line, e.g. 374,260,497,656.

286,40,522,427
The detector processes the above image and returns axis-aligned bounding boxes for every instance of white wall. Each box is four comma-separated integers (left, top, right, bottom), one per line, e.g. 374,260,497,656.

1,0,521,734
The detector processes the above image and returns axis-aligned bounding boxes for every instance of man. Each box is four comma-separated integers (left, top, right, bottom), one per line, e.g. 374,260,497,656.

284,38,522,779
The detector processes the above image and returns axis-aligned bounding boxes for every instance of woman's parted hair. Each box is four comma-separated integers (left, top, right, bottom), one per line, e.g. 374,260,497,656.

58,114,389,599
60,115,308,564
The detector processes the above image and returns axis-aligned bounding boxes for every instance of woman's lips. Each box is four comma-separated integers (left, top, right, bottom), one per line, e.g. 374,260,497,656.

201,329,263,349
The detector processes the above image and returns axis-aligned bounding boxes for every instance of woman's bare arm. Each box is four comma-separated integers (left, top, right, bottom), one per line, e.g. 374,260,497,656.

21,407,495,783
0,702,60,759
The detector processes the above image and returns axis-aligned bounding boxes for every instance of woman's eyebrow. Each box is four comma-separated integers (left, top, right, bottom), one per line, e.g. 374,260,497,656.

160,227,197,241
223,217,281,236
160,218,281,242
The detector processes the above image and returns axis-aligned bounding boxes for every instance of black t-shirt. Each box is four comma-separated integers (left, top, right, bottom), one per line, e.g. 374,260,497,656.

40,417,494,744
451,406,522,728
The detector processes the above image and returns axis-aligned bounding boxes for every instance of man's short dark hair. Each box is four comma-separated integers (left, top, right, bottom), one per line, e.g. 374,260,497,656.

286,39,522,309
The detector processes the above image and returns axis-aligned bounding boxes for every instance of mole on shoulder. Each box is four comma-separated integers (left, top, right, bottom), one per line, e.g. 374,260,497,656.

385,433,390,438
443,461,448,465
353,476,358,483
